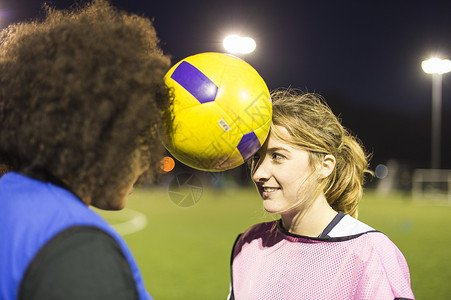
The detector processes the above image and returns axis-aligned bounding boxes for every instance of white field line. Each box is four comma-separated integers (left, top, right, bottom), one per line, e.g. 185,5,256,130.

111,208,148,236
93,207,148,236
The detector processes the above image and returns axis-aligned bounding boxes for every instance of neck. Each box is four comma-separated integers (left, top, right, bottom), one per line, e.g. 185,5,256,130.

280,193,337,237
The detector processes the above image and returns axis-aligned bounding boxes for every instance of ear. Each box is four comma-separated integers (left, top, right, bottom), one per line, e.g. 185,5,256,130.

319,154,336,179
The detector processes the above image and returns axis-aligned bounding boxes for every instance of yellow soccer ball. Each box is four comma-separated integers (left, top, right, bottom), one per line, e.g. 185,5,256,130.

163,52,272,172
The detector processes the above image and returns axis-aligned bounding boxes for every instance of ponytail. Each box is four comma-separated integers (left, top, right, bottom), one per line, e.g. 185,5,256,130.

323,134,372,218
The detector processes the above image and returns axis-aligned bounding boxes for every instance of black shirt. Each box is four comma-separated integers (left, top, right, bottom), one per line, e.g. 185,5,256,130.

18,226,139,300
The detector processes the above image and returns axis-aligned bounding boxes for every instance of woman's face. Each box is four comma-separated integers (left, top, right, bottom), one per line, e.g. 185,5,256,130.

251,126,319,214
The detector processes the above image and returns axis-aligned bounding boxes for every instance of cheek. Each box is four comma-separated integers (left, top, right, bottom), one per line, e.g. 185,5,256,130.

294,172,321,200
284,179,303,203
111,174,139,209
284,168,315,193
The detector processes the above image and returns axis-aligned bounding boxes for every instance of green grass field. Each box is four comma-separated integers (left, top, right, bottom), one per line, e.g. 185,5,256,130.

96,186,451,299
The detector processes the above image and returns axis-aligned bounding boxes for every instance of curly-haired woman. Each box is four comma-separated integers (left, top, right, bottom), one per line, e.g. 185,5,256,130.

228,89,414,299
0,1,170,299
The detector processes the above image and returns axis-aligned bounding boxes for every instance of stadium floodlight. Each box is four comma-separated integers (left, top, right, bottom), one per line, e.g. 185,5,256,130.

422,57,451,169
223,35,256,55
422,58,451,74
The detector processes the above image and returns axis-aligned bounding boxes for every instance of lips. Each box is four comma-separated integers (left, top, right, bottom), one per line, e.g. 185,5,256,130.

261,186,280,198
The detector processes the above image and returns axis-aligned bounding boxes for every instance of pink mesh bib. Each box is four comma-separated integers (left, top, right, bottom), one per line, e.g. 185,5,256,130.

231,221,414,299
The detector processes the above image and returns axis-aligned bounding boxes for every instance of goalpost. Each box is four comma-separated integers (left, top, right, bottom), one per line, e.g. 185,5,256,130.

412,169,451,201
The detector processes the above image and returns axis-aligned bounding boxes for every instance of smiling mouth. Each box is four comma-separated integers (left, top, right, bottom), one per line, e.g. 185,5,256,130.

261,186,280,198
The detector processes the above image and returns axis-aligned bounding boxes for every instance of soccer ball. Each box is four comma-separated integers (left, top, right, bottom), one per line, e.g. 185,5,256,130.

163,52,272,172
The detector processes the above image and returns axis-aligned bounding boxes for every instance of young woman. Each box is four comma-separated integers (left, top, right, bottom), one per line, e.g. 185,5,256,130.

0,1,170,299
228,89,414,299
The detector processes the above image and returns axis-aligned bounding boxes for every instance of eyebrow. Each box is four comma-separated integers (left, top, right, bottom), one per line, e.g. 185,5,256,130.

267,146,290,153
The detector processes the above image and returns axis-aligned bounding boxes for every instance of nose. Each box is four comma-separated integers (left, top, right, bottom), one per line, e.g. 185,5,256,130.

251,155,270,183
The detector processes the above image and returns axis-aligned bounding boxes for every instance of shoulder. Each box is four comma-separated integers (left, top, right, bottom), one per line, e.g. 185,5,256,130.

326,216,409,271
362,231,408,263
19,226,139,300
240,220,278,241
231,221,278,255
355,232,414,299
353,231,412,285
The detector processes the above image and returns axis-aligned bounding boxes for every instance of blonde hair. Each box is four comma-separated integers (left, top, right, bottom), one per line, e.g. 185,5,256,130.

270,89,372,218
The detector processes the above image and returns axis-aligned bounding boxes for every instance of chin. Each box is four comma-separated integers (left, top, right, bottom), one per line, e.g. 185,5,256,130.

263,201,283,214
91,197,126,211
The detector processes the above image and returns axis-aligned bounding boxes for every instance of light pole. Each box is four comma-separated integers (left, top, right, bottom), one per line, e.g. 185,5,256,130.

421,57,451,169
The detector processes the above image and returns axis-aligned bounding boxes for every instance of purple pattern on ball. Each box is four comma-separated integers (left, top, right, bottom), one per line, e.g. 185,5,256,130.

237,132,260,161
171,61,218,104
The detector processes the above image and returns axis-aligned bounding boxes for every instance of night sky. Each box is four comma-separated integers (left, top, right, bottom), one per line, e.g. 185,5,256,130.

2,0,451,170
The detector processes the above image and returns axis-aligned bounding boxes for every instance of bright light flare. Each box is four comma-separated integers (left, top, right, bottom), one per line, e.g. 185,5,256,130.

223,35,256,55
422,57,451,74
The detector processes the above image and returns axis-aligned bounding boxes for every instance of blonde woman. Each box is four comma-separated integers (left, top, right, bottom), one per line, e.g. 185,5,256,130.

228,89,414,299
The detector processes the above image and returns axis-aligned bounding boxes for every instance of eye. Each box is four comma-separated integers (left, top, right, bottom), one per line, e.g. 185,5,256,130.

271,152,285,161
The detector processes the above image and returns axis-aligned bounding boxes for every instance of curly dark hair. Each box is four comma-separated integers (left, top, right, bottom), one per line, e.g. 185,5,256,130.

0,0,171,207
